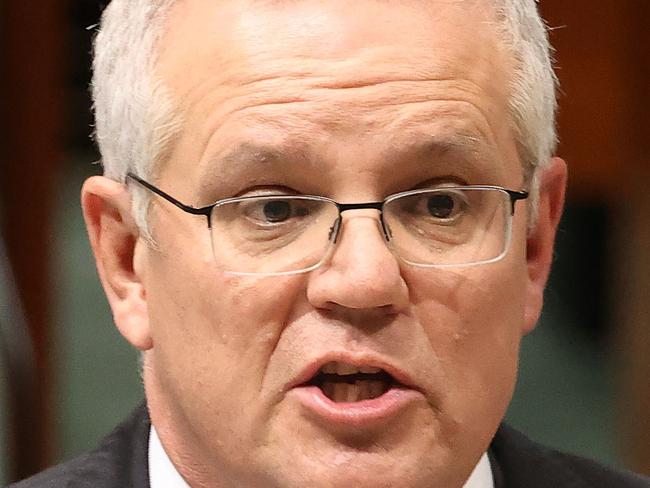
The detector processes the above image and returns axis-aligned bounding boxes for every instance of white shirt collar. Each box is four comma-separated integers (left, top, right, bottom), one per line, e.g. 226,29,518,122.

149,426,190,488
464,453,495,488
149,426,493,488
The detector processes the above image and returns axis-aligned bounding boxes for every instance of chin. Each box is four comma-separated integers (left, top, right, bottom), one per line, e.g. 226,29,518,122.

257,440,461,488
271,464,455,488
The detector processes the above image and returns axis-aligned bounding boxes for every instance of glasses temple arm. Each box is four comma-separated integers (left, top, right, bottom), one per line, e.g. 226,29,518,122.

126,173,212,218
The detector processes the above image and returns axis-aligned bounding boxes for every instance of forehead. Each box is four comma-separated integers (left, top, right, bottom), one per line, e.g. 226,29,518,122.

159,0,508,90
156,0,518,187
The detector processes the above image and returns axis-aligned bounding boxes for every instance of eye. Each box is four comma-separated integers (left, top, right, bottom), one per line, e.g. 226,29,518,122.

423,190,468,221
427,194,456,219
262,200,292,223
239,197,312,226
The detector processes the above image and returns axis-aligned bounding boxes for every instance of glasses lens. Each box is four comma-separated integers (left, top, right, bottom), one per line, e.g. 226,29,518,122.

210,196,339,274
383,188,511,267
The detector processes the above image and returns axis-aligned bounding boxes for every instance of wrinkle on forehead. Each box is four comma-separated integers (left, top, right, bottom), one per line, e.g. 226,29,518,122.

196,82,499,141
191,79,506,184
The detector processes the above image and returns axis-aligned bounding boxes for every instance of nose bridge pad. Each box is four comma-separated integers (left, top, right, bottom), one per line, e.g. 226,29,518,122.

320,211,402,275
329,217,342,244
380,214,392,241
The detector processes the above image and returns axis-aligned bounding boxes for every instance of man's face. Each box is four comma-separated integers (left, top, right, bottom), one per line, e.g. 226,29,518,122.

121,1,550,486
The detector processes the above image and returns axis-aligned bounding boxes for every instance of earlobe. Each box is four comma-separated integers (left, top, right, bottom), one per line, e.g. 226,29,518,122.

81,176,153,351
523,157,568,335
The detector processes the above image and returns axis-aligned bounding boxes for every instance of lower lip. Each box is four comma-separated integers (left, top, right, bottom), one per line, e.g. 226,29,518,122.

290,385,423,428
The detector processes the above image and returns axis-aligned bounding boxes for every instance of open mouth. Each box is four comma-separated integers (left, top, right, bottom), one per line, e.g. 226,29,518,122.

306,362,396,403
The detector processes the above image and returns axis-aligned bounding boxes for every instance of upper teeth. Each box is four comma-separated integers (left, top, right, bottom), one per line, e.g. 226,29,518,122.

320,362,382,375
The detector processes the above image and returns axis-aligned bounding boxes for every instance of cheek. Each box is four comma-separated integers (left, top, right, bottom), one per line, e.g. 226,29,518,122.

144,245,306,433
405,256,528,431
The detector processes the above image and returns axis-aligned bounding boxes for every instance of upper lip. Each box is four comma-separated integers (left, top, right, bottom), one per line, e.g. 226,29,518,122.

287,352,422,394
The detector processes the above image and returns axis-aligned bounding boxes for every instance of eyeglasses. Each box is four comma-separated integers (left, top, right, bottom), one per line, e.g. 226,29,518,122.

126,173,528,276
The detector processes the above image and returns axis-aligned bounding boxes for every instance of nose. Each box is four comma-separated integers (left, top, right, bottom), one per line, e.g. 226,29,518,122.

307,211,410,314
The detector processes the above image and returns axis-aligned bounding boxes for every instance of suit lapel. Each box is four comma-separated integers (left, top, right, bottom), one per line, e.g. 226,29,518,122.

489,424,586,488
73,402,151,488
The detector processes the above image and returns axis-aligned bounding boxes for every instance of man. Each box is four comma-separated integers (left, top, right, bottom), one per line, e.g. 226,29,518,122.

11,0,650,487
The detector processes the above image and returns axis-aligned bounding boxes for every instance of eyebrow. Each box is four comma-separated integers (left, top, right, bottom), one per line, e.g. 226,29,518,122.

200,132,500,193
211,133,492,166
198,142,311,195
396,132,497,162
217,142,289,167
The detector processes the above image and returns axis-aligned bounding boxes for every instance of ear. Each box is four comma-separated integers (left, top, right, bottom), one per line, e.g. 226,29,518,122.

522,157,567,335
81,176,153,351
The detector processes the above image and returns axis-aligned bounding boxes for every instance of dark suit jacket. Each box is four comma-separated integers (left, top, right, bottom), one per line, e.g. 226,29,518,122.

8,403,650,487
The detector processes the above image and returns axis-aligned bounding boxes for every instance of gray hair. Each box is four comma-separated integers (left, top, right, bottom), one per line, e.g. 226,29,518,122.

92,0,179,232
92,0,557,230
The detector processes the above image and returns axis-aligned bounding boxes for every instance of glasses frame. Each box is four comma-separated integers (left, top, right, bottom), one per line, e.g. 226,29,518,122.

126,172,529,274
